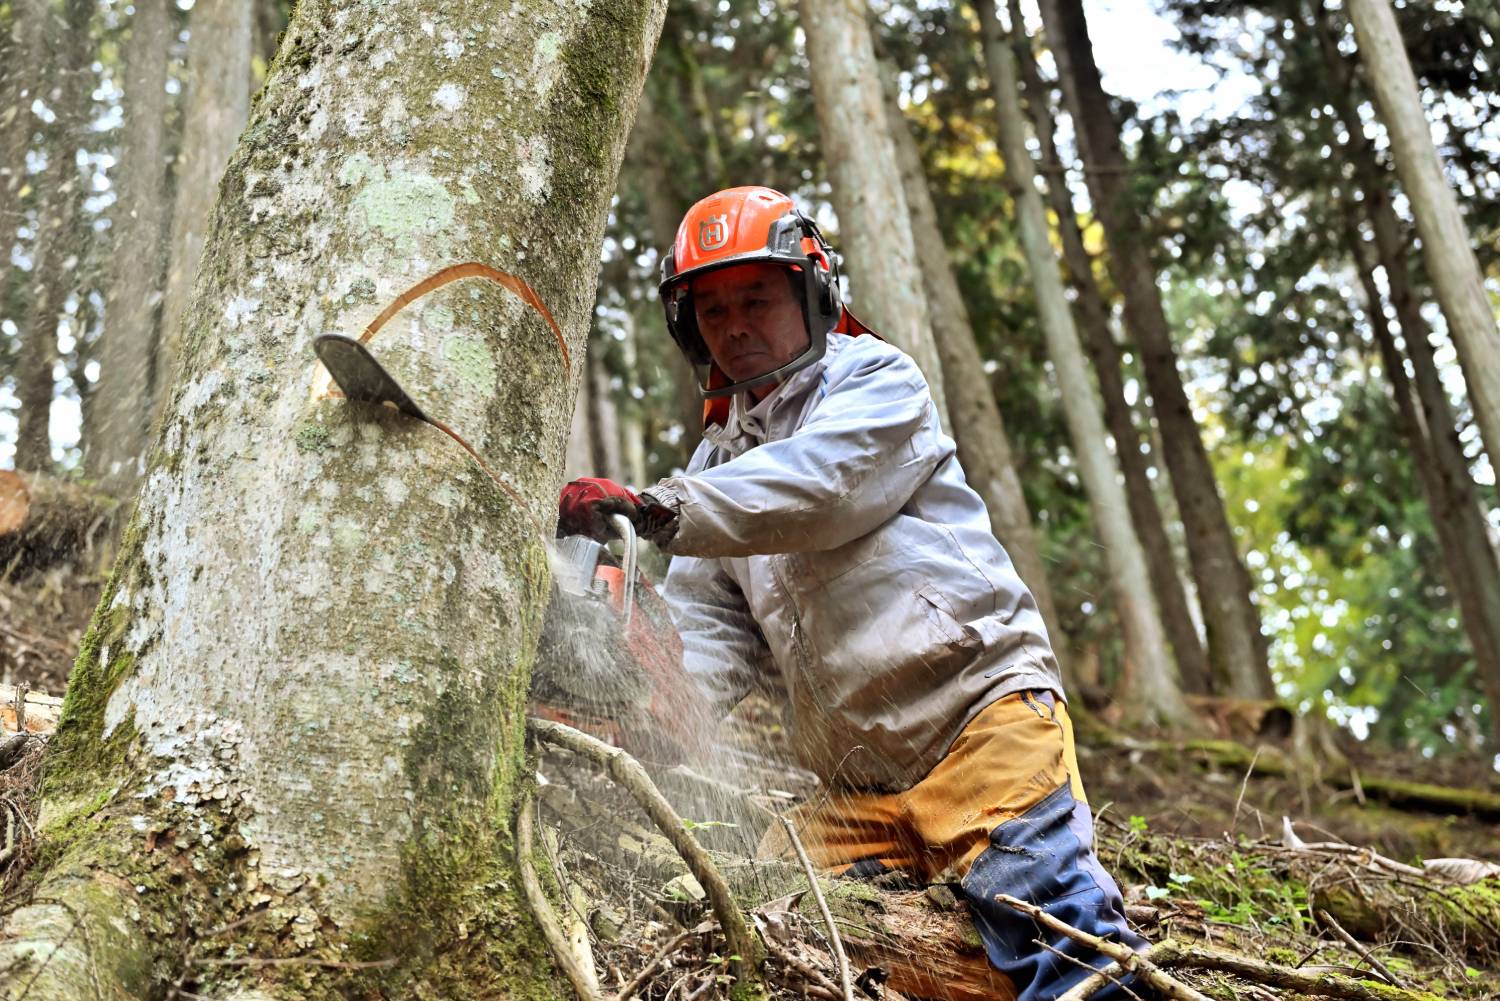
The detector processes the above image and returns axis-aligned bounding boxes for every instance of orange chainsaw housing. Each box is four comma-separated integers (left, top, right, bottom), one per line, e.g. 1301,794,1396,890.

532,558,706,766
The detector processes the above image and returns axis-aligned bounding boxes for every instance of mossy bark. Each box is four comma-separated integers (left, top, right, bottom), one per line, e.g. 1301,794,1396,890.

0,2,667,998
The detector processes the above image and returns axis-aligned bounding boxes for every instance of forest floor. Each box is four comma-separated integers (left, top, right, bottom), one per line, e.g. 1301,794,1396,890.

2,565,1499,1000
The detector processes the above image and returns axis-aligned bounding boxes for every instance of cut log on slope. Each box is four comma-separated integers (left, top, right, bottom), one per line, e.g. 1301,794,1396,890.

0,682,64,734
0,470,120,575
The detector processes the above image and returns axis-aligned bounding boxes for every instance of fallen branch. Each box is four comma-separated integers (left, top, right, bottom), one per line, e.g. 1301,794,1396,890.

517,789,604,1001
1317,908,1405,989
1145,940,1447,1001
527,717,764,986
991,893,1212,1001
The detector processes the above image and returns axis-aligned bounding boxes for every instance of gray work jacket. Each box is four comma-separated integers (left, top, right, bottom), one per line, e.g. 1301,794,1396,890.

648,332,1062,791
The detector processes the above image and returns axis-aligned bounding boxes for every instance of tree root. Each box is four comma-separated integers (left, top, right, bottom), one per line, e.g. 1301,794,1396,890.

0,872,154,1001
527,718,765,990
517,789,603,1001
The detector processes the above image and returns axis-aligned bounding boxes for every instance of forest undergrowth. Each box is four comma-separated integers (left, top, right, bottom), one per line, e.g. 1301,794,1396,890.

2,573,1498,1001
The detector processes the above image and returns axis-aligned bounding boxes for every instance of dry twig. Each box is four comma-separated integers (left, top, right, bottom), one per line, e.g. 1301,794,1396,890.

1317,908,1406,989
776,814,854,1001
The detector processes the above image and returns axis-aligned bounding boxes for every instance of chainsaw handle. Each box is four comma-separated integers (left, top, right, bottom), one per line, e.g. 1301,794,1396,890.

607,513,637,628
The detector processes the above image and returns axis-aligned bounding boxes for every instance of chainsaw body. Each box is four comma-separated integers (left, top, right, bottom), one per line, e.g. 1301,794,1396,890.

532,534,701,763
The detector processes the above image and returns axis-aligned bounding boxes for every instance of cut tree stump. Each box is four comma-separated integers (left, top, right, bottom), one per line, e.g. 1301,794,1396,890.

0,469,120,575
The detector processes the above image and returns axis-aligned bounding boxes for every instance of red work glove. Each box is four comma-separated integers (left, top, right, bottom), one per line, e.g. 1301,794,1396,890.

557,477,644,541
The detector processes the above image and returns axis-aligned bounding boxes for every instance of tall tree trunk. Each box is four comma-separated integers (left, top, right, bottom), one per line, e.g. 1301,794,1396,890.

588,337,625,483
0,3,666,997
88,0,172,493
878,59,1072,677
626,91,705,455
1004,0,1210,694
798,0,950,427
153,0,253,416
1313,5,1500,743
14,0,91,473
1345,0,1500,476
618,308,649,486
0,0,46,253
1035,0,1271,700
1346,223,1500,744
976,0,1188,727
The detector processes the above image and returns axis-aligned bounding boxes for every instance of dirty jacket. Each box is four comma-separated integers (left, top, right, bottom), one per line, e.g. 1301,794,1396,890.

648,332,1062,792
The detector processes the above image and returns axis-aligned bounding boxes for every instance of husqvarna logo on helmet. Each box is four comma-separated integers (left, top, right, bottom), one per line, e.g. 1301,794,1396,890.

698,214,730,252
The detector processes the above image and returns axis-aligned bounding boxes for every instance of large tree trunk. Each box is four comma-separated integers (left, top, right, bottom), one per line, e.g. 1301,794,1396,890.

1309,8,1500,744
878,61,1071,678
1344,0,1500,476
88,0,173,494
0,0,46,253
13,0,92,474
1036,0,1272,700
797,0,950,427
153,0,254,418
1003,0,1210,695
0,3,666,997
1345,225,1500,742
976,0,1188,728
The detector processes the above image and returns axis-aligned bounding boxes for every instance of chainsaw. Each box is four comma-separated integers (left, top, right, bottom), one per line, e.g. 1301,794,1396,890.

314,330,701,764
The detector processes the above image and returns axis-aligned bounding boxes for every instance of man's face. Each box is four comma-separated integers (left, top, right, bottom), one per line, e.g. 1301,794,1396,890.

692,262,809,389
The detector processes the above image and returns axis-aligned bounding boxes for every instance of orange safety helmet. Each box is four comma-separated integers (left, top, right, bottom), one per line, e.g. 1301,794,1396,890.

659,186,845,400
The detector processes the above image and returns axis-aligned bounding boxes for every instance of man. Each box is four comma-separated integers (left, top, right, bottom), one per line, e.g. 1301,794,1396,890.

558,186,1148,1001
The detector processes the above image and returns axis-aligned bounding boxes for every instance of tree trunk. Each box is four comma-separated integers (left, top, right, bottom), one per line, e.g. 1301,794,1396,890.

1345,0,1500,476
588,336,625,483
797,0,950,428
153,0,254,418
975,0,1188,728
0,3,667,997
88,0,173,494
626,91,705,454
1004,0,1210,694
0,0,46,252
1345,225,1500,743
565,360,595,482
1312,5,1500,744
1036,0,1272,700
617,309,649,487
14,0,92,474
878,59,1071,678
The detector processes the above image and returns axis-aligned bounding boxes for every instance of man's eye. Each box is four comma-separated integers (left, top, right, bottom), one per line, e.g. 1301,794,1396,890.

746,298,767,308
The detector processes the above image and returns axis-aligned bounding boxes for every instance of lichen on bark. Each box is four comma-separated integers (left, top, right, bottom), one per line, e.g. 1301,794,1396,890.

1,1,668,997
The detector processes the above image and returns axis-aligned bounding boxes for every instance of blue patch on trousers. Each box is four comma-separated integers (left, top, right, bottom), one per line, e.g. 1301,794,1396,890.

960,784,1151,1001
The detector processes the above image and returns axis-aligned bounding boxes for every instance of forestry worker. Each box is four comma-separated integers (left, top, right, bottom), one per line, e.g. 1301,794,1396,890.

557,186,1152,1001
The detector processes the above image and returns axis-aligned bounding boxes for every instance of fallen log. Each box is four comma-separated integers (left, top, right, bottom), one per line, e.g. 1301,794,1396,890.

0,469,121,575
1166,738,1500,819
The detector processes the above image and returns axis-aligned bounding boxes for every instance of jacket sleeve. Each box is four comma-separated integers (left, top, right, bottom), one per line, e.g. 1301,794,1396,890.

650,347,943,559
661,552,769,722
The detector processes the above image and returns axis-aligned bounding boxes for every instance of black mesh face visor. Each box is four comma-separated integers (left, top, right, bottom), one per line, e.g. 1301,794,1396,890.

659,213,842,398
